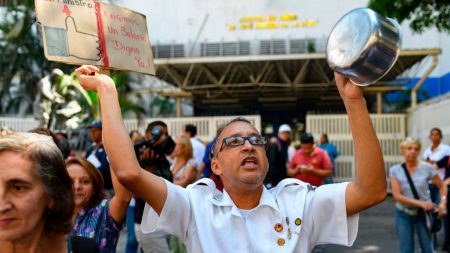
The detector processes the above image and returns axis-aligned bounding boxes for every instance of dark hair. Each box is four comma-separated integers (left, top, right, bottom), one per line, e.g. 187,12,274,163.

321,133,329,142
146,121,167,134
430,127,442,138
184,124,197,137
0,132,74,235
300,133,314,144
29,127,71,159
29,127,58,144
57,139,72,159
211,117,253,158
66,157,108,209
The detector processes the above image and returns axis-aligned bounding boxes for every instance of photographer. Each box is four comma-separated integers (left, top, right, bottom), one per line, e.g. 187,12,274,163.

134,121,174,253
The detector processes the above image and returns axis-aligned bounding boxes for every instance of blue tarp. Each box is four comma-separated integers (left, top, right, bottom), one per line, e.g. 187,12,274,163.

385,72,450,102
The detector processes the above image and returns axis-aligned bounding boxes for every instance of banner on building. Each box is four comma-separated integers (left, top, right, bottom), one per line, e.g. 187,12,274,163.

35,0,155,75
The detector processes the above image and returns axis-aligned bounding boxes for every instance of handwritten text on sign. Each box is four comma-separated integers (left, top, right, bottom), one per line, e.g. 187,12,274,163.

36,0,155,75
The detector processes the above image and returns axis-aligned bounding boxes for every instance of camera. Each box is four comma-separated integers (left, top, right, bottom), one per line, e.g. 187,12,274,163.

133,126,176,166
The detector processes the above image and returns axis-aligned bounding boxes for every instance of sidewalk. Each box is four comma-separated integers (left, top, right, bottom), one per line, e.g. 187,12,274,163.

324,195,447,253
323,195,400,252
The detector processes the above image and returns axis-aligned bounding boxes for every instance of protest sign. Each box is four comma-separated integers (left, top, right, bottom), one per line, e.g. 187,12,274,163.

35,0,155,75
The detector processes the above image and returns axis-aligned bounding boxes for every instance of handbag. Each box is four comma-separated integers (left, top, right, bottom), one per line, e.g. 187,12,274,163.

69,235,99,253
401,163,442,233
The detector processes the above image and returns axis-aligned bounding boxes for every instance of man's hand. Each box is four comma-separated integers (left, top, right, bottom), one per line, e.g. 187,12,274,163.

299,165,314,175
74,65,115,93
139,149,163,165
334,73,364,102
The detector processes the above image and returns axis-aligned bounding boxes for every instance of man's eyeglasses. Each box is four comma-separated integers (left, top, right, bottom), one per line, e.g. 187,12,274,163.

216,135,267,156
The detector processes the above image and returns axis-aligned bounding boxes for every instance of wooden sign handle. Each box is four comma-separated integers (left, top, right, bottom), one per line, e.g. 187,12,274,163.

101,68,110,76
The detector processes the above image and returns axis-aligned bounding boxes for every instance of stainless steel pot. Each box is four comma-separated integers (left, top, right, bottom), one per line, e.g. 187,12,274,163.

326,8,402,86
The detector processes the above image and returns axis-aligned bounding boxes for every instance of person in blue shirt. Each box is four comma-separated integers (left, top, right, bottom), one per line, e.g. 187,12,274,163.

85,121,113,196
198,140,214,179
318,133,339,184
197,124,226,191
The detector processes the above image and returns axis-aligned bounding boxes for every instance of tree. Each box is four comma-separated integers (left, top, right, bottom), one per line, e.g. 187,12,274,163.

1,0,166,126
33,69,146,130
368,0,450,33
0,0,72,115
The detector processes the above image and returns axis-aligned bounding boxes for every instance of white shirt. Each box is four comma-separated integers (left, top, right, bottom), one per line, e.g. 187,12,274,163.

141,178,358,253
423,143,450,163
423,143,450,179
190,137,206,167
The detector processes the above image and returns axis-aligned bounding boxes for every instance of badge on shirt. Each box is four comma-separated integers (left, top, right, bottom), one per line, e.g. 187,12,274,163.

274,223,283,232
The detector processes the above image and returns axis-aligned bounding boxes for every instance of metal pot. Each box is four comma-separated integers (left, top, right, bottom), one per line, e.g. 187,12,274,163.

326,8,402,86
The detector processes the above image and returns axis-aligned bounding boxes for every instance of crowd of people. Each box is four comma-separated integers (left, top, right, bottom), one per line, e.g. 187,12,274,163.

11,64,450,253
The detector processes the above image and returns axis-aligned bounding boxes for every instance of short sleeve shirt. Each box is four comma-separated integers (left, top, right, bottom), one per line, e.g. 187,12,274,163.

423,143,450,164
141,178,358,253
317,142,339,165
171,158,198,180
288,148,333,186
201,141,215,177
86,144,112,190
389,161,436,207
71,199,121,253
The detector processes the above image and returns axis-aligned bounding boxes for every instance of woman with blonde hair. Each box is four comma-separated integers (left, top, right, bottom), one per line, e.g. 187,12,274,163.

170,136,197,187
390,137,447,253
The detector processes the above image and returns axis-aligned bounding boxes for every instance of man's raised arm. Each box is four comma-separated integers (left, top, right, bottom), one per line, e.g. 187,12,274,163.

75,65,167,214
334,73,387,216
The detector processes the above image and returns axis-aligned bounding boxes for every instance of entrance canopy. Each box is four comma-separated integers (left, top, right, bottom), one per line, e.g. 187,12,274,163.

153,49,440,113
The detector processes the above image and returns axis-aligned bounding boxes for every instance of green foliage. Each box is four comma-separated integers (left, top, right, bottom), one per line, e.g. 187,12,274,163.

150,96,175,116
0,0,72,115
0,1,156,123
368,0,450,33
112,71,146,118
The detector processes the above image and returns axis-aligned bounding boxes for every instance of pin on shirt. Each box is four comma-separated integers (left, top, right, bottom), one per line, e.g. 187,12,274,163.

274,223,283,232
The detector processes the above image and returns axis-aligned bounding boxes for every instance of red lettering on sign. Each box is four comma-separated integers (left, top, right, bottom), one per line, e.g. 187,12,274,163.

121,26,145,41
112,40,141,56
